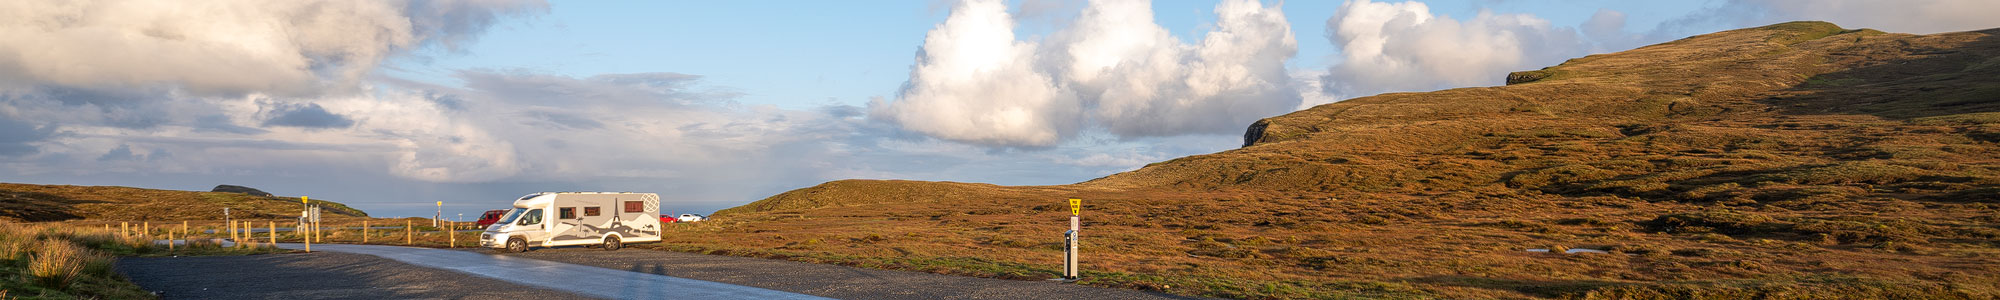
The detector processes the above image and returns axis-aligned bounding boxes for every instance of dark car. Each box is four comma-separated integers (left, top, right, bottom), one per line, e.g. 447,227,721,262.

475,209,509,227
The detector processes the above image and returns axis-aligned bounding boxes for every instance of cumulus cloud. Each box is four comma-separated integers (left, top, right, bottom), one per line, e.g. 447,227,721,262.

872,0,1076,147
1318,0,1590,99
873,0,1299,148
1062,0,1300,138
0,0,547,97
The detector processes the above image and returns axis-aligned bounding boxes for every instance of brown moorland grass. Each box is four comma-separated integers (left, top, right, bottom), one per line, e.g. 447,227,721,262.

668,22,2000,299
0,183,367,222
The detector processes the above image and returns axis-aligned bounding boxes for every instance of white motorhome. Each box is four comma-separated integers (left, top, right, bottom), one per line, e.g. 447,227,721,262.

481,192,663,252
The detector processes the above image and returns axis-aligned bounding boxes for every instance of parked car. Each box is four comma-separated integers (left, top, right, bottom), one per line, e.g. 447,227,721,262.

659,214,678,224
677,213,706,222
475,209,509,227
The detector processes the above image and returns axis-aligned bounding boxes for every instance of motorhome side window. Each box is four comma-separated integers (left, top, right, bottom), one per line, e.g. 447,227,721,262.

518,209,543,225
624,201,642,213
559,207,576,219
584,207,600,216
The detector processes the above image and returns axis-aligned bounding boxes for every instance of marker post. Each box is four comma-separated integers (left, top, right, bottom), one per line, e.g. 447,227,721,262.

302,196,310,253
1064,198,1081,281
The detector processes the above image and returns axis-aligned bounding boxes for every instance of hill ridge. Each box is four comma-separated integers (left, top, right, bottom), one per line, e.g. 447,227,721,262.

0,182,368,222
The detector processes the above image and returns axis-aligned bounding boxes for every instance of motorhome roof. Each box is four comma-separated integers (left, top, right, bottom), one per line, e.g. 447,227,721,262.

538,192,646,194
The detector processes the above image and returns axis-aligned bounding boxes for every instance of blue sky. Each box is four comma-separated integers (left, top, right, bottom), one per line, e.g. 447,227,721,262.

3,0,1996,219
394,1,1712,110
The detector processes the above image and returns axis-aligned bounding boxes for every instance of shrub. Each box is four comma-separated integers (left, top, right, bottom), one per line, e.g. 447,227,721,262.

29,239,88,288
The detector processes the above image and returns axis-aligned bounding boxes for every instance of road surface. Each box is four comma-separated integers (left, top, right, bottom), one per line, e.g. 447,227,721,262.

274,243,827,299
122,244,1202,299
118,251,588,299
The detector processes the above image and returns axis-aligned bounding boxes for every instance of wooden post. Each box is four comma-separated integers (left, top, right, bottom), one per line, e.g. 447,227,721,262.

167,230,175,251
448,221,456,248
120,222,128,236
143,222,150,235
182,221,189,238
269,221,276,245
301,221,310,252
406,219,413,245
244,221,254,248
363,221,370,244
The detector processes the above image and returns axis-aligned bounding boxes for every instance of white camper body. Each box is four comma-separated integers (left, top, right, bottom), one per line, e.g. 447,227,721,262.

481,192,663,252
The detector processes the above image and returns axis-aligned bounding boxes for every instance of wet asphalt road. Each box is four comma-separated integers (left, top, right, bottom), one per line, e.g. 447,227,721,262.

272,243,824,299
119,244,1203,300
117,251,588,300
504,246,1203,300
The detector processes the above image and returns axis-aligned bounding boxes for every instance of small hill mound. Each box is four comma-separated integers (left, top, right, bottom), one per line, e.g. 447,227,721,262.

0,182,368,222
210,184,273,197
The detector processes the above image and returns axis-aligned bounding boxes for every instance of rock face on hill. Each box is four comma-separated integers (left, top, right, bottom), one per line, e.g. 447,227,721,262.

210,185,274,197
696,22,2000,299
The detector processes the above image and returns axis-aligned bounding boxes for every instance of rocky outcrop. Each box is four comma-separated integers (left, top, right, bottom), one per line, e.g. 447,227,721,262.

210,184,273,197
1505,69,1554,85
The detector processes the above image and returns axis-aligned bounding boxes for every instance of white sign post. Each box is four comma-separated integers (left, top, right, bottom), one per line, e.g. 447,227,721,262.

1064,198,1081,281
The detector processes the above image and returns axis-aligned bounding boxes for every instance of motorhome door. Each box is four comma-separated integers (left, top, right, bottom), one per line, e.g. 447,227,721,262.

514,208,549,245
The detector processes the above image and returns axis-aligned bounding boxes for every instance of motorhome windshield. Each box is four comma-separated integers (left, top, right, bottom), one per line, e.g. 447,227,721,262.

496,208,526,225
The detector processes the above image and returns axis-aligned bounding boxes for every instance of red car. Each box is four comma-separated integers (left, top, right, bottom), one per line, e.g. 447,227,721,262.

475,209,509,227
660,214,678,224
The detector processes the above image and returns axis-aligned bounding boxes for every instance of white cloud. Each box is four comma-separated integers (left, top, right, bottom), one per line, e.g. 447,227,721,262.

1318,0,1590,99
1065,0,1300,138
871,0,1077,147
873,0,1300,148
0,0,547,97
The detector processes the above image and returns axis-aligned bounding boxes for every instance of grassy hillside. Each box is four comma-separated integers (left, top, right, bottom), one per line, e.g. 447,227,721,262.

0,183,367,222
668,22,2000,299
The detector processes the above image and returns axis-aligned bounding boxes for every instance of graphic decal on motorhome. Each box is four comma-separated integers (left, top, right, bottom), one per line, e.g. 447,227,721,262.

552,217,660,242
